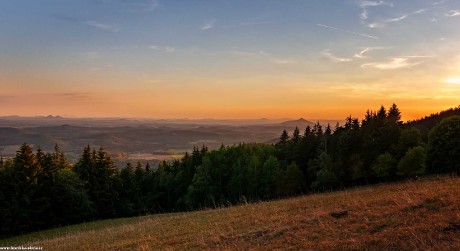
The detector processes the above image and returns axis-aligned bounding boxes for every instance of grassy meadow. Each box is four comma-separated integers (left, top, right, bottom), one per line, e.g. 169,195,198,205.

2,176,459,250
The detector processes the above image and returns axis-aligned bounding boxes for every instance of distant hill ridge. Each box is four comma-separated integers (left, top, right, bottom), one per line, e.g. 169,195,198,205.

406,105,460,129
280,118,314,127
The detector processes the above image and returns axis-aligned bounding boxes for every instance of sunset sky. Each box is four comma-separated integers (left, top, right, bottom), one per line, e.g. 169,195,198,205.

1,0,460,120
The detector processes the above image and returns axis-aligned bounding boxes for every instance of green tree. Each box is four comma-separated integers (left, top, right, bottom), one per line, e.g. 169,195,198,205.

51,169,93,224
276,130,290,163
276,163,305,195
0,158,15,235
117,163,135,216
258,155,279,198
397,146,426,177
279,129,289,144
372,153,396,178
311,152,338,189
12,144,44,232
388,103,402,125
427,116,460,175
73,146,118,218
397,127,422,158
291,127,301,144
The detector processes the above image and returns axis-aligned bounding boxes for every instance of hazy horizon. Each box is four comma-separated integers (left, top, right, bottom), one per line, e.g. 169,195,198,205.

1,1,460,120
0,114,344,123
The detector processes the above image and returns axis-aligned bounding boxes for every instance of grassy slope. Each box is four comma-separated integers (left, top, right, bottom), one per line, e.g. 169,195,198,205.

2,177,459,250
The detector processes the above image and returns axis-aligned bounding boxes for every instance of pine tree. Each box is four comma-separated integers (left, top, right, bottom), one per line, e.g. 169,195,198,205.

276,130,290,164
73,145,94,182
118,163,135,216
377,105,387,121
279,130,289,144
10,144,46,232
73,146,118,218
304,125,311,138
14,144,42,187
94,147,118,217
53,144,68,170
291,127,301,144
388,103,401,124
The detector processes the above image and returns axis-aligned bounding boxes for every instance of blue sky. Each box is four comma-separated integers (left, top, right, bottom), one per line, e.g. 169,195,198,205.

1,0,460,119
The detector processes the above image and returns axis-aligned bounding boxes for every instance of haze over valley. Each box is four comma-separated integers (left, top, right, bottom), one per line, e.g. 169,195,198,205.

0,116,339,163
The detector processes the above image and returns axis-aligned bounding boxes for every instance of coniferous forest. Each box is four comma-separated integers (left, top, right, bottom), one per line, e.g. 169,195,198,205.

1,104,460,237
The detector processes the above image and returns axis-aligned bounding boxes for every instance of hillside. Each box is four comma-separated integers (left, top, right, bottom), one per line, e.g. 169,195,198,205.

406,106,460,129
2,177,459,250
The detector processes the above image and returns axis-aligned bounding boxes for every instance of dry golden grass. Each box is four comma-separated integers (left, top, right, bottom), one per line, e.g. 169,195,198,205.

2,176,459,250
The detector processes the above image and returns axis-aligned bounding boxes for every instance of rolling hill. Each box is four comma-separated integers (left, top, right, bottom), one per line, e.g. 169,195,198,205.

2,176,459,250
0,116,340,162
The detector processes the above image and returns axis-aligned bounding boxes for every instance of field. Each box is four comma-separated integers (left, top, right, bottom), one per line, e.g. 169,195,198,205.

2,176,459,250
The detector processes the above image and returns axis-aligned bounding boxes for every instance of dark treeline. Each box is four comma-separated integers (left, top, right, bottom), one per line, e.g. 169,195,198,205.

1,104,459,238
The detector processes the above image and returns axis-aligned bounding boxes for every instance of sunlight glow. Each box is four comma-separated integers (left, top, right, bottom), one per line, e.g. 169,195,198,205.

444,77,460,85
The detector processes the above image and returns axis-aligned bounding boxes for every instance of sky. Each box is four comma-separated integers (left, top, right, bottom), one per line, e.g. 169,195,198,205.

1,0,460,120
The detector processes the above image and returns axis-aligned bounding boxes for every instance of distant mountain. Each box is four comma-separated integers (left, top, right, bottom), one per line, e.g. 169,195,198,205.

280,118,314,128
45,115,64,119
0,116,288,127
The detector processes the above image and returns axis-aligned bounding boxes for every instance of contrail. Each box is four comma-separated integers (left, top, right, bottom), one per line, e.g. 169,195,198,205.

317,24,379,39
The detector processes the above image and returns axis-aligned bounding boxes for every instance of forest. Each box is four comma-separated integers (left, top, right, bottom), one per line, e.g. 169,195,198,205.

1,104,459,237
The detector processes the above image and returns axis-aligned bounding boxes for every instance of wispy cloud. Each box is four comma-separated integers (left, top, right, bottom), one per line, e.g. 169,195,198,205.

117,0,160,12
84,21,120,32
52,14,121,32
413,8,429,14
164,46,175,53
358,0,393,8
317,24,379,39
353,47,389,58
358,1,393,21
367,15,406,28
361,9,369,20
387,14,409,22
322,50,353,63
56,92,98,103
229,50,268,57
136,0,159,12
227,49,294,65
149,45,175,53
399,55,436,58
445,10,460,17
367,8,429,28
201,20,216,30
361,57,423,70
433,0,450,6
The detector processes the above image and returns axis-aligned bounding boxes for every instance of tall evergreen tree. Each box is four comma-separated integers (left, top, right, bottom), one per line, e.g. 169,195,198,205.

388,103,402,124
